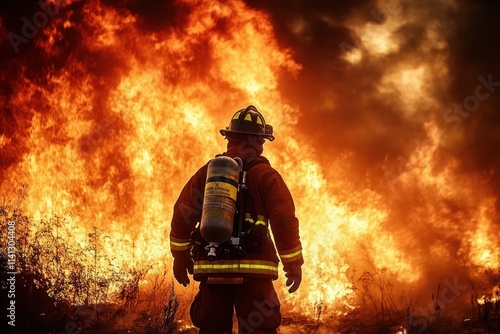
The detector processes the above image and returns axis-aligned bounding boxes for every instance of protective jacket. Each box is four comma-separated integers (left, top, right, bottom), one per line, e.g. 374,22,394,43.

170,150,303,281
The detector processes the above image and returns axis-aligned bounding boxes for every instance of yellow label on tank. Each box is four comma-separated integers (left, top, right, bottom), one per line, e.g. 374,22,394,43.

205,182,237,200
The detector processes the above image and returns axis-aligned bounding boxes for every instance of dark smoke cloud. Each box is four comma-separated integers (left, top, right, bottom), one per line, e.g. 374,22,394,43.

243,0,500,297
443,1,500,200
242,0,427,180
243,1,500,198
100,0,188,31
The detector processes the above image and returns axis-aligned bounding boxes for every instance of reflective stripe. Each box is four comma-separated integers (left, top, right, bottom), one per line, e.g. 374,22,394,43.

170,237,191,251
280,247,303,262
171,241,190,247
171,244,190,251
194,260,278,276
281,249,302,259
244,214,268,226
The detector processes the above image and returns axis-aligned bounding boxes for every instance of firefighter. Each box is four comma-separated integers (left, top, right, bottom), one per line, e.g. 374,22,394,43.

170,105,303,334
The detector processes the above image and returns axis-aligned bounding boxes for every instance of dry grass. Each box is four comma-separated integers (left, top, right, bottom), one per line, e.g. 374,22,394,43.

1,183,499,333
0,183,180,334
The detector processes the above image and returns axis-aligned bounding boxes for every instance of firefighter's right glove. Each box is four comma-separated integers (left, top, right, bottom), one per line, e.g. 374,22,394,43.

283,262,302,294
173,256,193,287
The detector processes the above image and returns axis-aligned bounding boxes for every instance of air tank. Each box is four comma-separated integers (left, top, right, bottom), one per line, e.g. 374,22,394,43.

200,156,241,259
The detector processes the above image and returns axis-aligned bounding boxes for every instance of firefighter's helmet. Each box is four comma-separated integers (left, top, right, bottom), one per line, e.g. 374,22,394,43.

219,105,275,141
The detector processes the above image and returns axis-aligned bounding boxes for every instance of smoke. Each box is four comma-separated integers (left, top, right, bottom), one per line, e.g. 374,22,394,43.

243,0,500,195
241,0,500,299
100,0,184,30
443,1,500,197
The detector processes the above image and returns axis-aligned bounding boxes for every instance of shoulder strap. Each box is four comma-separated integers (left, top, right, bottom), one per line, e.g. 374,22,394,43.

238,156,270,229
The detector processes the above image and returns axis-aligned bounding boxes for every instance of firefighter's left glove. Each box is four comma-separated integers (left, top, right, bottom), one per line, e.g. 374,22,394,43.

283,262,302,294
173,255,193,287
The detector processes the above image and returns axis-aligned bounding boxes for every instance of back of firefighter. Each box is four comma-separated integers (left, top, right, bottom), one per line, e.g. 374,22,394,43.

170,105,303,334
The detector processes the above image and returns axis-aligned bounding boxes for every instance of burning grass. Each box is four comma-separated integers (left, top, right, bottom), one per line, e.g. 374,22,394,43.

0,183,183,333
0,185,500,334
1,183,499,333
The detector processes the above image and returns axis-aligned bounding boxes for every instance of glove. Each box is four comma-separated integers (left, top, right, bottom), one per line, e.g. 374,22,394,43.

173,256,193,287
284,262,302,293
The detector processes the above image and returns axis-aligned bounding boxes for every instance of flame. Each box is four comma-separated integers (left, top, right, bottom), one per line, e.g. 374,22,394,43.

477,287,500,305
1,0,499,326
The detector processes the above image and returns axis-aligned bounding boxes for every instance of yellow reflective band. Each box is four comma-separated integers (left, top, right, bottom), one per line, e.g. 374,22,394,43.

232,111,241,120
245,213,254,223
195,263,238,270
171,241,191,247
244,114,252,121
194,260,278,275
245,214,268,226
281,249,302,259
256,116,263,125
239,264,276,271
194,263,276,271
171,240,191,251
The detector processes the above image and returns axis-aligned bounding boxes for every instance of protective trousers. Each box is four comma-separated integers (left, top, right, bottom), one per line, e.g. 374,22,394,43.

190,278,281,334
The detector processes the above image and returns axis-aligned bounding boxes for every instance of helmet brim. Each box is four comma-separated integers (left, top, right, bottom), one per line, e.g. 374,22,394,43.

220,129,275,141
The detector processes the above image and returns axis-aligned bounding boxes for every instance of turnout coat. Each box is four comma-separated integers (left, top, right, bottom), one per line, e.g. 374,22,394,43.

170,151,303,281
